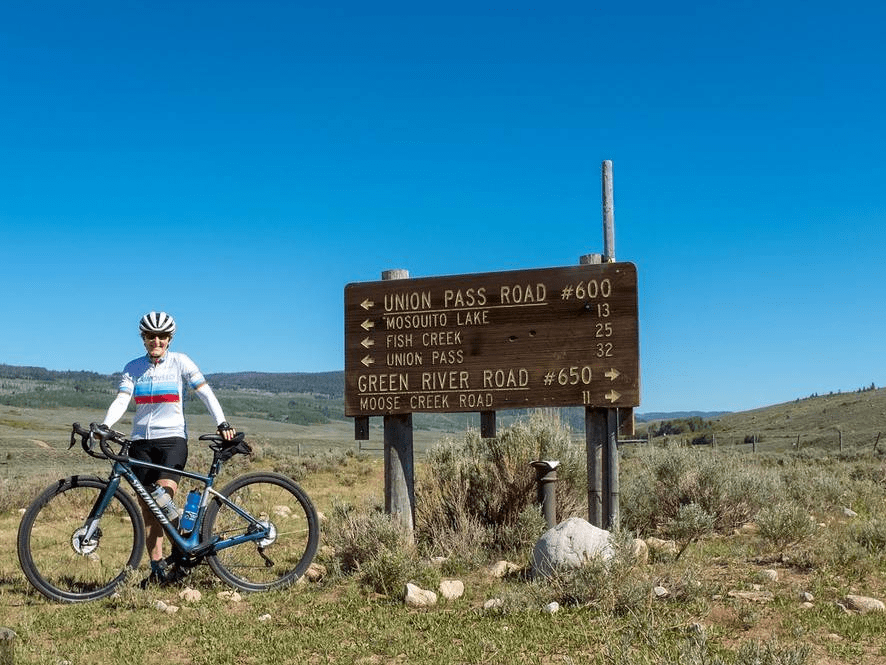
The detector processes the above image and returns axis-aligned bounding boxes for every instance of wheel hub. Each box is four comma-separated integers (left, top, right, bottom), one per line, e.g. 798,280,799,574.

257,521,277,548
71,527,100,555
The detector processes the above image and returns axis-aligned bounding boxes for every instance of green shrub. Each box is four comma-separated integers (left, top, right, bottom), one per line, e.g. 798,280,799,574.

666,502,715,560
621,445,779,536
415,411,584,559
324,498,408,574
853,515,886,554
359,546,413,596
755,502,815,552
323,497,441,596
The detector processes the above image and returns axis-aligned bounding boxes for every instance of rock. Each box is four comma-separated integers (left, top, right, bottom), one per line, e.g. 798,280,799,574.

439,580,464,601
631,538,649,565
531,517,614,578
305,562,326,582
257,614,272,622
272,505,292,518
430,556,448,566
653,585,670,599
488,560,521,578
799,591,814,603
736,523,759,536
760,569,778,582
844,595,885,614
644,537,678,557
800,602,815,609
404,583,437,608
217,590,242,603
153,600,168,612
543,602,560,614
179,588,202,603
727,590,774,603
483,598,503,611
843,507,858,518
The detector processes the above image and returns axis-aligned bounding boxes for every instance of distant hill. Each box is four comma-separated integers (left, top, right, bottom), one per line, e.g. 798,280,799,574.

206,371,345,398
2,363,881,447
636,411,730,423
0,364,717,423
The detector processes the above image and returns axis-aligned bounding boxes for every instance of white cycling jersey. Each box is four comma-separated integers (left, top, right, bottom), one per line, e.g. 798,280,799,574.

102,351,226,440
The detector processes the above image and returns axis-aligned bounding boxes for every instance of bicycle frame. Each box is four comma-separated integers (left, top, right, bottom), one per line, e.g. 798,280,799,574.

87,445,270,560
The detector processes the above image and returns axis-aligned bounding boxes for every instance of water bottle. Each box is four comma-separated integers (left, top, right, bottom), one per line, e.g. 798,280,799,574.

179,490,201,534
149,484,180,522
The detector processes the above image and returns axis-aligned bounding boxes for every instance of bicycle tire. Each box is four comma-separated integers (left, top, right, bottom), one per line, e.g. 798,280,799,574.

203,472,319,592
17,475,145,603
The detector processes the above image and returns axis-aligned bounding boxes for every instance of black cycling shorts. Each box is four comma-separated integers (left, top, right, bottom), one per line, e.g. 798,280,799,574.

129,437,188,486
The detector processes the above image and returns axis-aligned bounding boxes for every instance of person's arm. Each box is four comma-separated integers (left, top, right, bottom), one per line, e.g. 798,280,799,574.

102,391,131,428
194,383,226,425
194,383,235,440
182,353,235,439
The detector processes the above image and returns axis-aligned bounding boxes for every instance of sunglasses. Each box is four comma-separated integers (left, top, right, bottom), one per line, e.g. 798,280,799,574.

142,333,171,341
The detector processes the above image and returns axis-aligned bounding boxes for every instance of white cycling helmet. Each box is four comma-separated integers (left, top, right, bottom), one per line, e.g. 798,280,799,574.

139,311,176,336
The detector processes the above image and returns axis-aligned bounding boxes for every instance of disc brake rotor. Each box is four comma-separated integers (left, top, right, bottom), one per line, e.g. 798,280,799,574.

257,521,277,548
71,527,101,555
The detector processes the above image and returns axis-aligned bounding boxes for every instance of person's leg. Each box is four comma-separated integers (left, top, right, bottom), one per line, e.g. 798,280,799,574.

143,478,179,562
131,437,187,585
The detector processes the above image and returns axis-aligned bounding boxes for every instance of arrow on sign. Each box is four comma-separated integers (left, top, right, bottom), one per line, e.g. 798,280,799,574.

361,355,375,368
605,390,621,403
361,337,374,349
361,299,375,311
361,319,375,331
604,368,621,381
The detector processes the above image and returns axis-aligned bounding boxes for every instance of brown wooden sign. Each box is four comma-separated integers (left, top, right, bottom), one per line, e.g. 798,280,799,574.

344,262,639,415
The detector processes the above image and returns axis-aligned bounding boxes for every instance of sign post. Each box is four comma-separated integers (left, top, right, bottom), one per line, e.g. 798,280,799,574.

344,160,636,534
379,269,415,541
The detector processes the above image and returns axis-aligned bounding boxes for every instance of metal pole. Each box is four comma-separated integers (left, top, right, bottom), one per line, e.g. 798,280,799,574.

381,269,415,542
602,160,615,262
531,461,559,529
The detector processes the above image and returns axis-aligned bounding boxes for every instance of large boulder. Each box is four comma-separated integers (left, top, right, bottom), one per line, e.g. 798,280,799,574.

531,517,613,578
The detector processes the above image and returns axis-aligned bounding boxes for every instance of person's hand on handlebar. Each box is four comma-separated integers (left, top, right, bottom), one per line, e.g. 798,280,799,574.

217,421,236,441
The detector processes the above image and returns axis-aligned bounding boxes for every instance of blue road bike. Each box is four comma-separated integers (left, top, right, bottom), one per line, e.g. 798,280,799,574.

17,423,320,603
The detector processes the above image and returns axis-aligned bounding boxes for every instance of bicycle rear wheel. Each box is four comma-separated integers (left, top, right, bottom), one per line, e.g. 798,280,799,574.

203,472,319,592
17,475,145,603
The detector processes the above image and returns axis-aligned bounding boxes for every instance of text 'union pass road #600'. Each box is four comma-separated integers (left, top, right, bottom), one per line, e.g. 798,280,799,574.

17,422,320,603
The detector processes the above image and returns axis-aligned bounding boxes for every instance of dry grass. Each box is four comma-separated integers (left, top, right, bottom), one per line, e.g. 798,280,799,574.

2,402,886,664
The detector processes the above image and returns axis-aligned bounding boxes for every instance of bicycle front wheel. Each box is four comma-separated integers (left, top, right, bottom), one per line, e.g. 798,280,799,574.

203,472,319,592
17,475,145,603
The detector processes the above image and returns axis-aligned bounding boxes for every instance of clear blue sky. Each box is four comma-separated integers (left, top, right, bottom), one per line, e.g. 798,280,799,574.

2,1,883,414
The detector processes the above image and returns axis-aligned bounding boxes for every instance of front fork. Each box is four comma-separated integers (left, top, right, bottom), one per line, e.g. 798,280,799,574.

77,474,124,548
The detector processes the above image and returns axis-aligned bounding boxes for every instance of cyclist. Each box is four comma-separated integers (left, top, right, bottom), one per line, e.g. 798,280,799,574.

101,311,235,586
